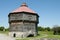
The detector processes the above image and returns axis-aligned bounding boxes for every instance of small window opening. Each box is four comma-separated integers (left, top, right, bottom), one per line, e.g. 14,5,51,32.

13,33,16,37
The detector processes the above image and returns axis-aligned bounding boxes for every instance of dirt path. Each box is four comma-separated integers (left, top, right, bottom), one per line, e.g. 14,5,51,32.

0,34,15,40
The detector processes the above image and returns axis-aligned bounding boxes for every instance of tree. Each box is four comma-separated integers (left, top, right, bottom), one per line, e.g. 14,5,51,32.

45,27,51,31
0,26,5,31
5,28,9,31
38,26,45,31
53,25,60,35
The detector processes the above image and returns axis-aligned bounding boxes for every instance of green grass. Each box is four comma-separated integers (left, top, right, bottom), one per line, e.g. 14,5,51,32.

0,31,9,35
45,35,60,38
16,38,30,40
40,31,60,38
16,31,60,40
0,31,60,40
43,31,60,38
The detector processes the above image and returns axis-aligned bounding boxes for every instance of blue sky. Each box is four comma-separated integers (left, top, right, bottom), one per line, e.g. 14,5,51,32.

0,0,60,28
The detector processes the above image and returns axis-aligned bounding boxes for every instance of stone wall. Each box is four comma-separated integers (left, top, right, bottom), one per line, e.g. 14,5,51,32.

9,31,36,38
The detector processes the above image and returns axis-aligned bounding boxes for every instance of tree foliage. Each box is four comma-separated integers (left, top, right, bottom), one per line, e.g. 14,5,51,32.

45,27,51,31
52,25,60,35
38,26,45,31
0,26,5,31
38,26,51,31
5,28,9,31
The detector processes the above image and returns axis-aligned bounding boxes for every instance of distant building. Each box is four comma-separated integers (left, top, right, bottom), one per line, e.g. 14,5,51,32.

8,3,39,38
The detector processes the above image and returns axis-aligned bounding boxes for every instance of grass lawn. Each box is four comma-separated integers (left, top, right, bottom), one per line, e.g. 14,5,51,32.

0,31,60,40
0,31,9,35
16,31,60,40
39,31,60,39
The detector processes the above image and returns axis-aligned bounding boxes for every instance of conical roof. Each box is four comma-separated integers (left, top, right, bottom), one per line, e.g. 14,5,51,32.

12,3,36,13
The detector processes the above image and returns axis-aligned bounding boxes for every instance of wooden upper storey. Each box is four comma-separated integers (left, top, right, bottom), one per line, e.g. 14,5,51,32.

8,12,39,23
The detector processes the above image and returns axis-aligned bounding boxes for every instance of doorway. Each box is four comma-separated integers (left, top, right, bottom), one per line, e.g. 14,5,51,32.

27,34,34,37
13,33,16,37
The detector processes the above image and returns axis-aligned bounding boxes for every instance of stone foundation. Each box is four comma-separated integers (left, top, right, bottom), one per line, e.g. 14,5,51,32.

9,32,37,38
9,32,23,38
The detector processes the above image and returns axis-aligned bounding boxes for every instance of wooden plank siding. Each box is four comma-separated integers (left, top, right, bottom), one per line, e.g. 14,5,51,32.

9,13,38,22
9,22,36,32
8,12,39,37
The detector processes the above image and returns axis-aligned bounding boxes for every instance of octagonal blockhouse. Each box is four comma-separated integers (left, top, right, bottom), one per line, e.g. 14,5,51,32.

8,3,39,38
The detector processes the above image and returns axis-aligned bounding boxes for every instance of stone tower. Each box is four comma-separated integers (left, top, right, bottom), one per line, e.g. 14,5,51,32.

8,3,39,38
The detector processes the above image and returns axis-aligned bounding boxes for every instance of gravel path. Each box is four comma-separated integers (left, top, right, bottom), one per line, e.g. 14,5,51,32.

0,34,15,40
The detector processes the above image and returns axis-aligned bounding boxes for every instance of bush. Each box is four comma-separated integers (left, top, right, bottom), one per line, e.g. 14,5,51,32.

53,25,60,35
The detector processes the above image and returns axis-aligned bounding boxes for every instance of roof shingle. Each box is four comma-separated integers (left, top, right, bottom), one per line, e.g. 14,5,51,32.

12,3,36,13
